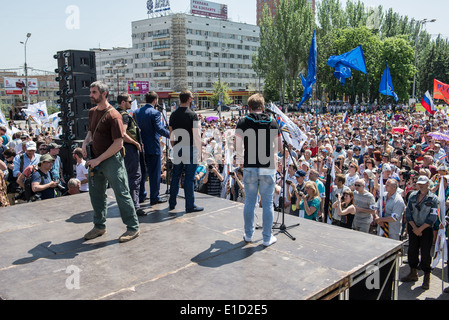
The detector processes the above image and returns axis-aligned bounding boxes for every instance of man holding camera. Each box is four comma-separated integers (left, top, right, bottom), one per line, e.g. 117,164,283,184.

31,154,57,201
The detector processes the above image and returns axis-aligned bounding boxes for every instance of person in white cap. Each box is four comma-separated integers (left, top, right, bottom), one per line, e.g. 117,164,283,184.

12,141,40,178
401,175,439,290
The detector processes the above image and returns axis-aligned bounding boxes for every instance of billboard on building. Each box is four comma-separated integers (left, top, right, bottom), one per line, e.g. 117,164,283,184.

128,81,150,95
191,0,228,19
4,78,39,95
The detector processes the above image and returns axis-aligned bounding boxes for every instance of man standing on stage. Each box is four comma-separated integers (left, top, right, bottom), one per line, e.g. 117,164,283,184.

82,81,140,243
135,91,170,206
116,93,145,216
235,93,282,247
168,90,203,213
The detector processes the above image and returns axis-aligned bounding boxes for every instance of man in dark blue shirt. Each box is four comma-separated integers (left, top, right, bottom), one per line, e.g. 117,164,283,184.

135,91,170,205
31,154,57,200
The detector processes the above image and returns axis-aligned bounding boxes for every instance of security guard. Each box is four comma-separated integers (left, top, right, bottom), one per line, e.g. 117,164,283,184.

401,175,439,290
117,93,145,216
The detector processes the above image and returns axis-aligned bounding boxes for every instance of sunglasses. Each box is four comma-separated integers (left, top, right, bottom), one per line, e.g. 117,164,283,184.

354,184,363,187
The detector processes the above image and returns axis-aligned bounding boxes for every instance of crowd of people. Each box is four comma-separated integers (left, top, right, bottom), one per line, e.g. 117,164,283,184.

1,86,448,291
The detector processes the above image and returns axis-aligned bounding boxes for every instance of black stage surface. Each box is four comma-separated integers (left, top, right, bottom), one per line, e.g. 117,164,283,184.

0,190,403,300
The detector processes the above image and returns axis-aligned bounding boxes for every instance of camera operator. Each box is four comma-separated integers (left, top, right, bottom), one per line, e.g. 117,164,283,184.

31,154,59,201
286,170,306,216
229,168,245,203
202,159,223,197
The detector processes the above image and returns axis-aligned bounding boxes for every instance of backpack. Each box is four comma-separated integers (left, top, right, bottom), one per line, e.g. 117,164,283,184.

24,168,53,202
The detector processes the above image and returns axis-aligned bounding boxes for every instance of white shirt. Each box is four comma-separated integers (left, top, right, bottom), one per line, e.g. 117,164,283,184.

76,160,89,192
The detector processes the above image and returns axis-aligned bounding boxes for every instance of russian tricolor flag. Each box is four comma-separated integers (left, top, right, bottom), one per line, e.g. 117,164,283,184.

421,91,436,115
343,112,349,124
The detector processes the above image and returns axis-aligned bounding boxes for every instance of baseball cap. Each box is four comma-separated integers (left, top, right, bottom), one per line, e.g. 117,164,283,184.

47,142,61,149
39,154,55,164
25,141,37,151
295,170,306,177
416,176,430,185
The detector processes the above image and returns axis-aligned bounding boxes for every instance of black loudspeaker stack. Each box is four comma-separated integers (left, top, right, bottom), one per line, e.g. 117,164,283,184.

54,50,96,179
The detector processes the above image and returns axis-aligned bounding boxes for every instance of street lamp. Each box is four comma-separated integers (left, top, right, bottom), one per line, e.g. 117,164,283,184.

20,33,32,106
105,62,127,100
412,19,436,101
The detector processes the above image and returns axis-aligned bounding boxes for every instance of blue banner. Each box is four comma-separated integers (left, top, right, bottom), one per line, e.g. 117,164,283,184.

298,31,317,108
379,62,399,102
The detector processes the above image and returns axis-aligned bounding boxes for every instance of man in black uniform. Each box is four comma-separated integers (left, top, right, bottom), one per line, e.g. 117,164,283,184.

116,93,145,216
168,90,203,213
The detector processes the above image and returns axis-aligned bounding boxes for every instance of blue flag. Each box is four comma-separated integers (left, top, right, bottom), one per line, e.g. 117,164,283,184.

379,62,399,102
298,31,317,108
333,63,353,86
327,45,367,85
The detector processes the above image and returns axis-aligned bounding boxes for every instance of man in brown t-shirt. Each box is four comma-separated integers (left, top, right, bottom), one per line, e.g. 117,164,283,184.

82,81,140,243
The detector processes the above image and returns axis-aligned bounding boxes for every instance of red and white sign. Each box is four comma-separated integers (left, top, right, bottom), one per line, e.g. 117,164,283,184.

191,0,228,19
4,78,38,95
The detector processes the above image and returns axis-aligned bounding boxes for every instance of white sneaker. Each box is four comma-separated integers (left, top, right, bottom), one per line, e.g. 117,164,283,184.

243,234,253,243
263,235,277,247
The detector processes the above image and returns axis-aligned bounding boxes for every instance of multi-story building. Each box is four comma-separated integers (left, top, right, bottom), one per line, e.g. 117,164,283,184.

93,47,135,102
95,13,262,109
257,0,316,24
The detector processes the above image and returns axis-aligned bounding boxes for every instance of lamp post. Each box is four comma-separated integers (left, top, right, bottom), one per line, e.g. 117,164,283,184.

105,62,127,100
20,33,32,106
412,18,436,101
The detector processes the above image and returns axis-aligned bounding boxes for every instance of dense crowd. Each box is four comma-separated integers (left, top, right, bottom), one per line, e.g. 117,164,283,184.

1,101,448,290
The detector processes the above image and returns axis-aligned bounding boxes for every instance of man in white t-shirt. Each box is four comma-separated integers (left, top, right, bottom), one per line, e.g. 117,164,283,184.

72,148,89,192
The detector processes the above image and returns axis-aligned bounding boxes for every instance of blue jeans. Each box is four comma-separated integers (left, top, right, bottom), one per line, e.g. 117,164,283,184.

242,168,275,242
169,146,198,211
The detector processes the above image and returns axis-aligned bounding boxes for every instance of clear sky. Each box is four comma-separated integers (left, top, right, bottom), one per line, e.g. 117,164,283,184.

1,0,447,73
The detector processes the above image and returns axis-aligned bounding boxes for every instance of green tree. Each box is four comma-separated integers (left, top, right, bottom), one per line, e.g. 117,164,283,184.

379,36,415,102
256,0,314,105
209,81,232,107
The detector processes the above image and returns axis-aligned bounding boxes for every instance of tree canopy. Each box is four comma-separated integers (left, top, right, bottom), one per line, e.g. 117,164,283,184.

255,0,449,105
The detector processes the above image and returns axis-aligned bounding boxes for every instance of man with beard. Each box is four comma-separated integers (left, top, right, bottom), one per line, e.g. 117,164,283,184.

82,81,140,243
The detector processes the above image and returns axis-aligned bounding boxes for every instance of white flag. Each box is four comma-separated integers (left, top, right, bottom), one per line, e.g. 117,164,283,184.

23,101,49,126
130,99,138,113
0,108,7,126
269,103,308,151
48,112,61,130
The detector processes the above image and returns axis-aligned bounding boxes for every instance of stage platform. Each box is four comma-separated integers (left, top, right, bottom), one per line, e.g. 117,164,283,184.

0,190,404,300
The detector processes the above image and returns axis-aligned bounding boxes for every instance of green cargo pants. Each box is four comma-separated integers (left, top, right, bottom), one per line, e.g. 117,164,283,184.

88,152,139,232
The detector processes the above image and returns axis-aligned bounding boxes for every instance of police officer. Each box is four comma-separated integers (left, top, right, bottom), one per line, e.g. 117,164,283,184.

117,93,145,216
401,175,439,290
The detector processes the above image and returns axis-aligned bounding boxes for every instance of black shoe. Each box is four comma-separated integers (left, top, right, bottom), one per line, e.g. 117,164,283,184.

150,199,168,205
136,208,148,216
186,206,204,213
169,205,176,210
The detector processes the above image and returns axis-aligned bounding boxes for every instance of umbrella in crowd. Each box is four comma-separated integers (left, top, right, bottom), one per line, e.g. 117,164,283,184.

428,132,449,142
206,116,219,122
391,127,407,134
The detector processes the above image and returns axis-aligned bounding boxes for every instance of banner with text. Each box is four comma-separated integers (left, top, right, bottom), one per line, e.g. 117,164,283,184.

128,81,150,95
191,0,228,19
434,79,449,104
4,77,38,95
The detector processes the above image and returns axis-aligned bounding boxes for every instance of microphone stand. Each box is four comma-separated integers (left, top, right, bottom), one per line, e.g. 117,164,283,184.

265,108,299,241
